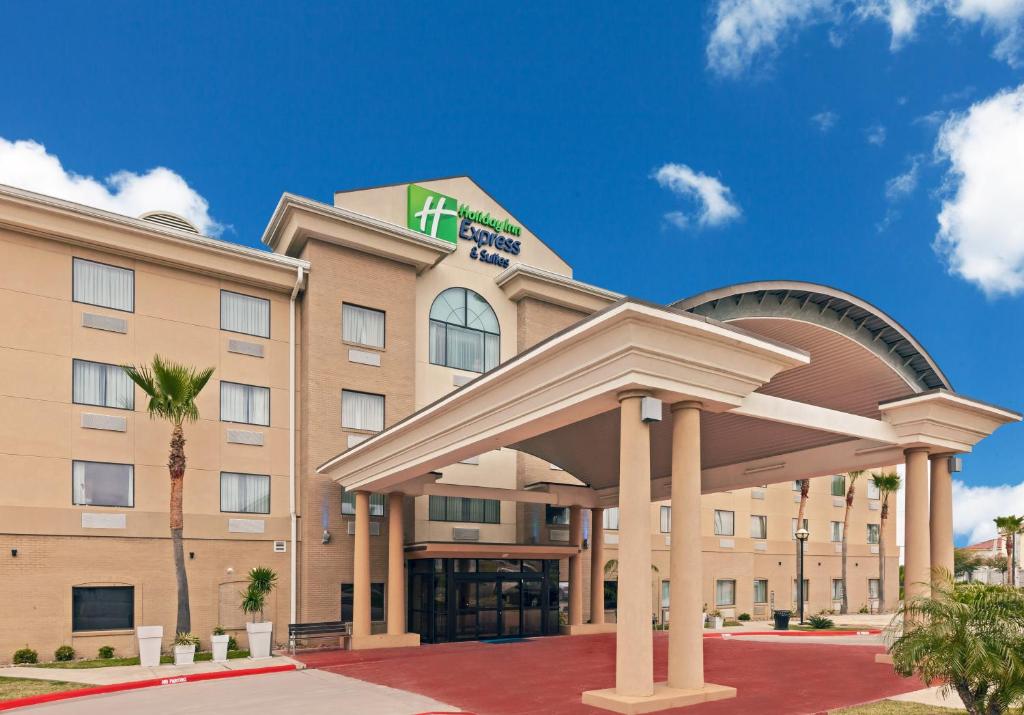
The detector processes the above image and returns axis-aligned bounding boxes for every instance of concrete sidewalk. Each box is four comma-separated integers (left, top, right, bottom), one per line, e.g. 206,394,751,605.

889,685,965,710
1,655,302,685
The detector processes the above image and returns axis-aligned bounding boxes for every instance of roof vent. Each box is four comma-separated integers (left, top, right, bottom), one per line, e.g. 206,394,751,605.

139,211,199,234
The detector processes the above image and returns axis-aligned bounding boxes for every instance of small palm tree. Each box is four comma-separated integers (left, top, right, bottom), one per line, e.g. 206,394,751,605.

888,574,1024,714
994,515,1024,587
123,356,214,635
871,471,901,611
840,470,865,615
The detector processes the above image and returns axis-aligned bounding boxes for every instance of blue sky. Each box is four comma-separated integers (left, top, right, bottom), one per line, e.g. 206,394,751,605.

2,1,1023,544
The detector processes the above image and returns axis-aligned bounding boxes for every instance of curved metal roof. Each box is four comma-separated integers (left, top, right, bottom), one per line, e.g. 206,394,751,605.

672,281,951,393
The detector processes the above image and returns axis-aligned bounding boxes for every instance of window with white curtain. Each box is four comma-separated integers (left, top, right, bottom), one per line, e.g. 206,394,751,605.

713,510,734,536
793,579,810,603
868,578,880,600
428,287,500,373
832,578,844,600
342,304,385,349
831,521,844,542
661,580,670,608
341,390,384,432
791,517,809,540
603,507,619,530
867,480,881,500
715,579,736,606
72,461,133,507
73,258,134,312
220,472,270,514
750,514,767,539
220,381,270,426
220,290,270,338
660,505,671,533
867,523,880,544
72,359,134,410
753,578,768,603
341,490,386,516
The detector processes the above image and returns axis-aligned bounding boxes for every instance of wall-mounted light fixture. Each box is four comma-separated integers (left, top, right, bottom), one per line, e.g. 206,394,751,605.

640,396,663,423
189,552,195,560
322,529,331,544
11,549,17,558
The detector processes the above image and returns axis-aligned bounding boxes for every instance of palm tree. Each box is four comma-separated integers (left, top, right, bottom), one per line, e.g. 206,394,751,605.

123,356,214,635
994,515,1024,587
871,472,901,611
840,470,865,615
887,574,1024,714
794,478,809,608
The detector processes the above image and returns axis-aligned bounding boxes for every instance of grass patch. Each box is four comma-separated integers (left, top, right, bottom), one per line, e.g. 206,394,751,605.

0,676,87,702
831,701,960,714
33,650,250,669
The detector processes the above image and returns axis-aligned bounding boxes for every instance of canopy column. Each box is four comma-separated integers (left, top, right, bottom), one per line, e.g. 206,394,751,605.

568,505,584,627
929,454,955,582
590,508,606,626
904,448,931,605
351,490,371,640
387,492,406,635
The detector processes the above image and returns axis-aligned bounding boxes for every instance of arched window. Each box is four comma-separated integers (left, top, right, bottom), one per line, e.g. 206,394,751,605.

429,287,500,373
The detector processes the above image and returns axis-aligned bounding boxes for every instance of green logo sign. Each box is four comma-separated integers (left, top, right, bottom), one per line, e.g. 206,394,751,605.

407,184,459,244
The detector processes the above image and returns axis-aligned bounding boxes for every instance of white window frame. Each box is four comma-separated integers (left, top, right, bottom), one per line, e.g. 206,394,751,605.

753,578,768,604
715,579,736,607
603,507,619,531
750,514,767,540
831,521,844,542
867,523,881,545
659,505,671,533
713,509,735,536
342,303,385,350
341,389,385,432
72,460,134,508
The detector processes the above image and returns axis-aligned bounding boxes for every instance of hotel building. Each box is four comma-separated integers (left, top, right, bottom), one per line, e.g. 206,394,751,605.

0,176,1000,682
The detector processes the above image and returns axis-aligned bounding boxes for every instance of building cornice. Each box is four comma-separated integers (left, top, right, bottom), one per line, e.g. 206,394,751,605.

495,263,622,314
260,193,454,272
0,183,309,293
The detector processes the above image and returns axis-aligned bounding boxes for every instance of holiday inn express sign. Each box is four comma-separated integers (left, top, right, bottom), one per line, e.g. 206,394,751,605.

407,184,522,269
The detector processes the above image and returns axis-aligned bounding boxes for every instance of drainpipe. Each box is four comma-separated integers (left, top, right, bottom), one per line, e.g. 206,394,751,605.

289,266,305,626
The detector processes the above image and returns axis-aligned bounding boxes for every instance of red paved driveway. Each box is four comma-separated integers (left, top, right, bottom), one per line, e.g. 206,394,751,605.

298,633,922,715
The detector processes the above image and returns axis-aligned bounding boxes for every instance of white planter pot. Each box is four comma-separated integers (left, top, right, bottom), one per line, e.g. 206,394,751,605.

136,625,163,667
173,644,196,666
714,617,724,629
246,621,273,659
211,634,230,663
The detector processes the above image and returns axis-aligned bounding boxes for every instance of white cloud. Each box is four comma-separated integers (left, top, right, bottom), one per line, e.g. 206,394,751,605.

706,0,1024,76
811,110,840,132
933,83,1024,297
662,211,690,230
952,479,1024,545
866,124,888,145
652,163,741,229
885,154,925,200
0,137,222,236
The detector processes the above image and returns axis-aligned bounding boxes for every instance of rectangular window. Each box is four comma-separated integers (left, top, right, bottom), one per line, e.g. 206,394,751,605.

831,475,846,497
661,580,670,608
428,495,500,524
72,461,133,508
342,304,385,349
341,390,384,432
832,578,844,601
220,472,270,514
72,586,134,631
868,578,880,600
867,523,880,544
750,514,767,539
603,507,619,531
220,382,270,426
791,517,809,540
713,510,735,536
221,290,270,338
793,481,802,491
604,581,618,610
73,258,134,312
72,359,134,410
660,506,672,533
867,480,881,500
715,579,736,607
753,579,768,604
546,505,570,525
340,583,384,622
831,521,844,542
793,579,810,603
341,490,385,517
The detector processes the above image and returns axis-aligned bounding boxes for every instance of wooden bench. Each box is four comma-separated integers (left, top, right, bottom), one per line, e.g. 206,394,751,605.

287,620,352,653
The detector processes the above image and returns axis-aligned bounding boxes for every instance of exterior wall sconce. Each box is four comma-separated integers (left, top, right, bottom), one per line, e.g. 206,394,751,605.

10,549,16,557
640,396,663,422
322,529,331,544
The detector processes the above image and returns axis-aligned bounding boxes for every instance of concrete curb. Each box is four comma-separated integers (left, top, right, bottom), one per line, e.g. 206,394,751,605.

0,663,298,712
703,629,880,638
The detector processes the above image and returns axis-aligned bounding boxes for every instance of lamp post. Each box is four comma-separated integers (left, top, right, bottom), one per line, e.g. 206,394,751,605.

796,527,809,625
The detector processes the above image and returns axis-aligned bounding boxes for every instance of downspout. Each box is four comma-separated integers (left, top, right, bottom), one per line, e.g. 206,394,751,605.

289,266,305,626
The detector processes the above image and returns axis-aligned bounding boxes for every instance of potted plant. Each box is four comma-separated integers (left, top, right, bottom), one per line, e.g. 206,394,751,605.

173,632,199,666
136,625,163,667
710,609,723,629
242,566,277,659
211,626,230,663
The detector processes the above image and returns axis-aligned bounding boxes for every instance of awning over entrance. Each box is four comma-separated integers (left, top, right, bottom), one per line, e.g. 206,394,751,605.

404,542,580,560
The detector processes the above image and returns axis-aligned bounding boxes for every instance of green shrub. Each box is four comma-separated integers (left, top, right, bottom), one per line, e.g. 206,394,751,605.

738,613,751,621
858,605,870,614
98,645,115,659
13,647,38,664
212,625,225,636
54,645,75,662
808,614,834,629
227,636,238,651
174,632,200,647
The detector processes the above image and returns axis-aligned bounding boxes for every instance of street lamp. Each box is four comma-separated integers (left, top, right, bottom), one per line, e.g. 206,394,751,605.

796,527,810,625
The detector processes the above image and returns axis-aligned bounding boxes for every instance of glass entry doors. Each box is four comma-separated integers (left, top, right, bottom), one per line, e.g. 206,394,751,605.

408,558,560,643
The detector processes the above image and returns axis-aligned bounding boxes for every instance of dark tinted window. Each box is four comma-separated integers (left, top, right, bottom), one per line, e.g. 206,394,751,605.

72,586,134,631
341,583,384,622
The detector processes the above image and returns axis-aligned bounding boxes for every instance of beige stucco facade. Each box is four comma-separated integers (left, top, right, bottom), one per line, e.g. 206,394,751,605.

0,174,1014,700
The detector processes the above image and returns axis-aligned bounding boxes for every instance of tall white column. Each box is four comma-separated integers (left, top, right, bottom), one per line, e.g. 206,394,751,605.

352,490,371,638
929,454,955,584
590,508,606,625
386,492,406,636
904,449,931,605
569,504,584,627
